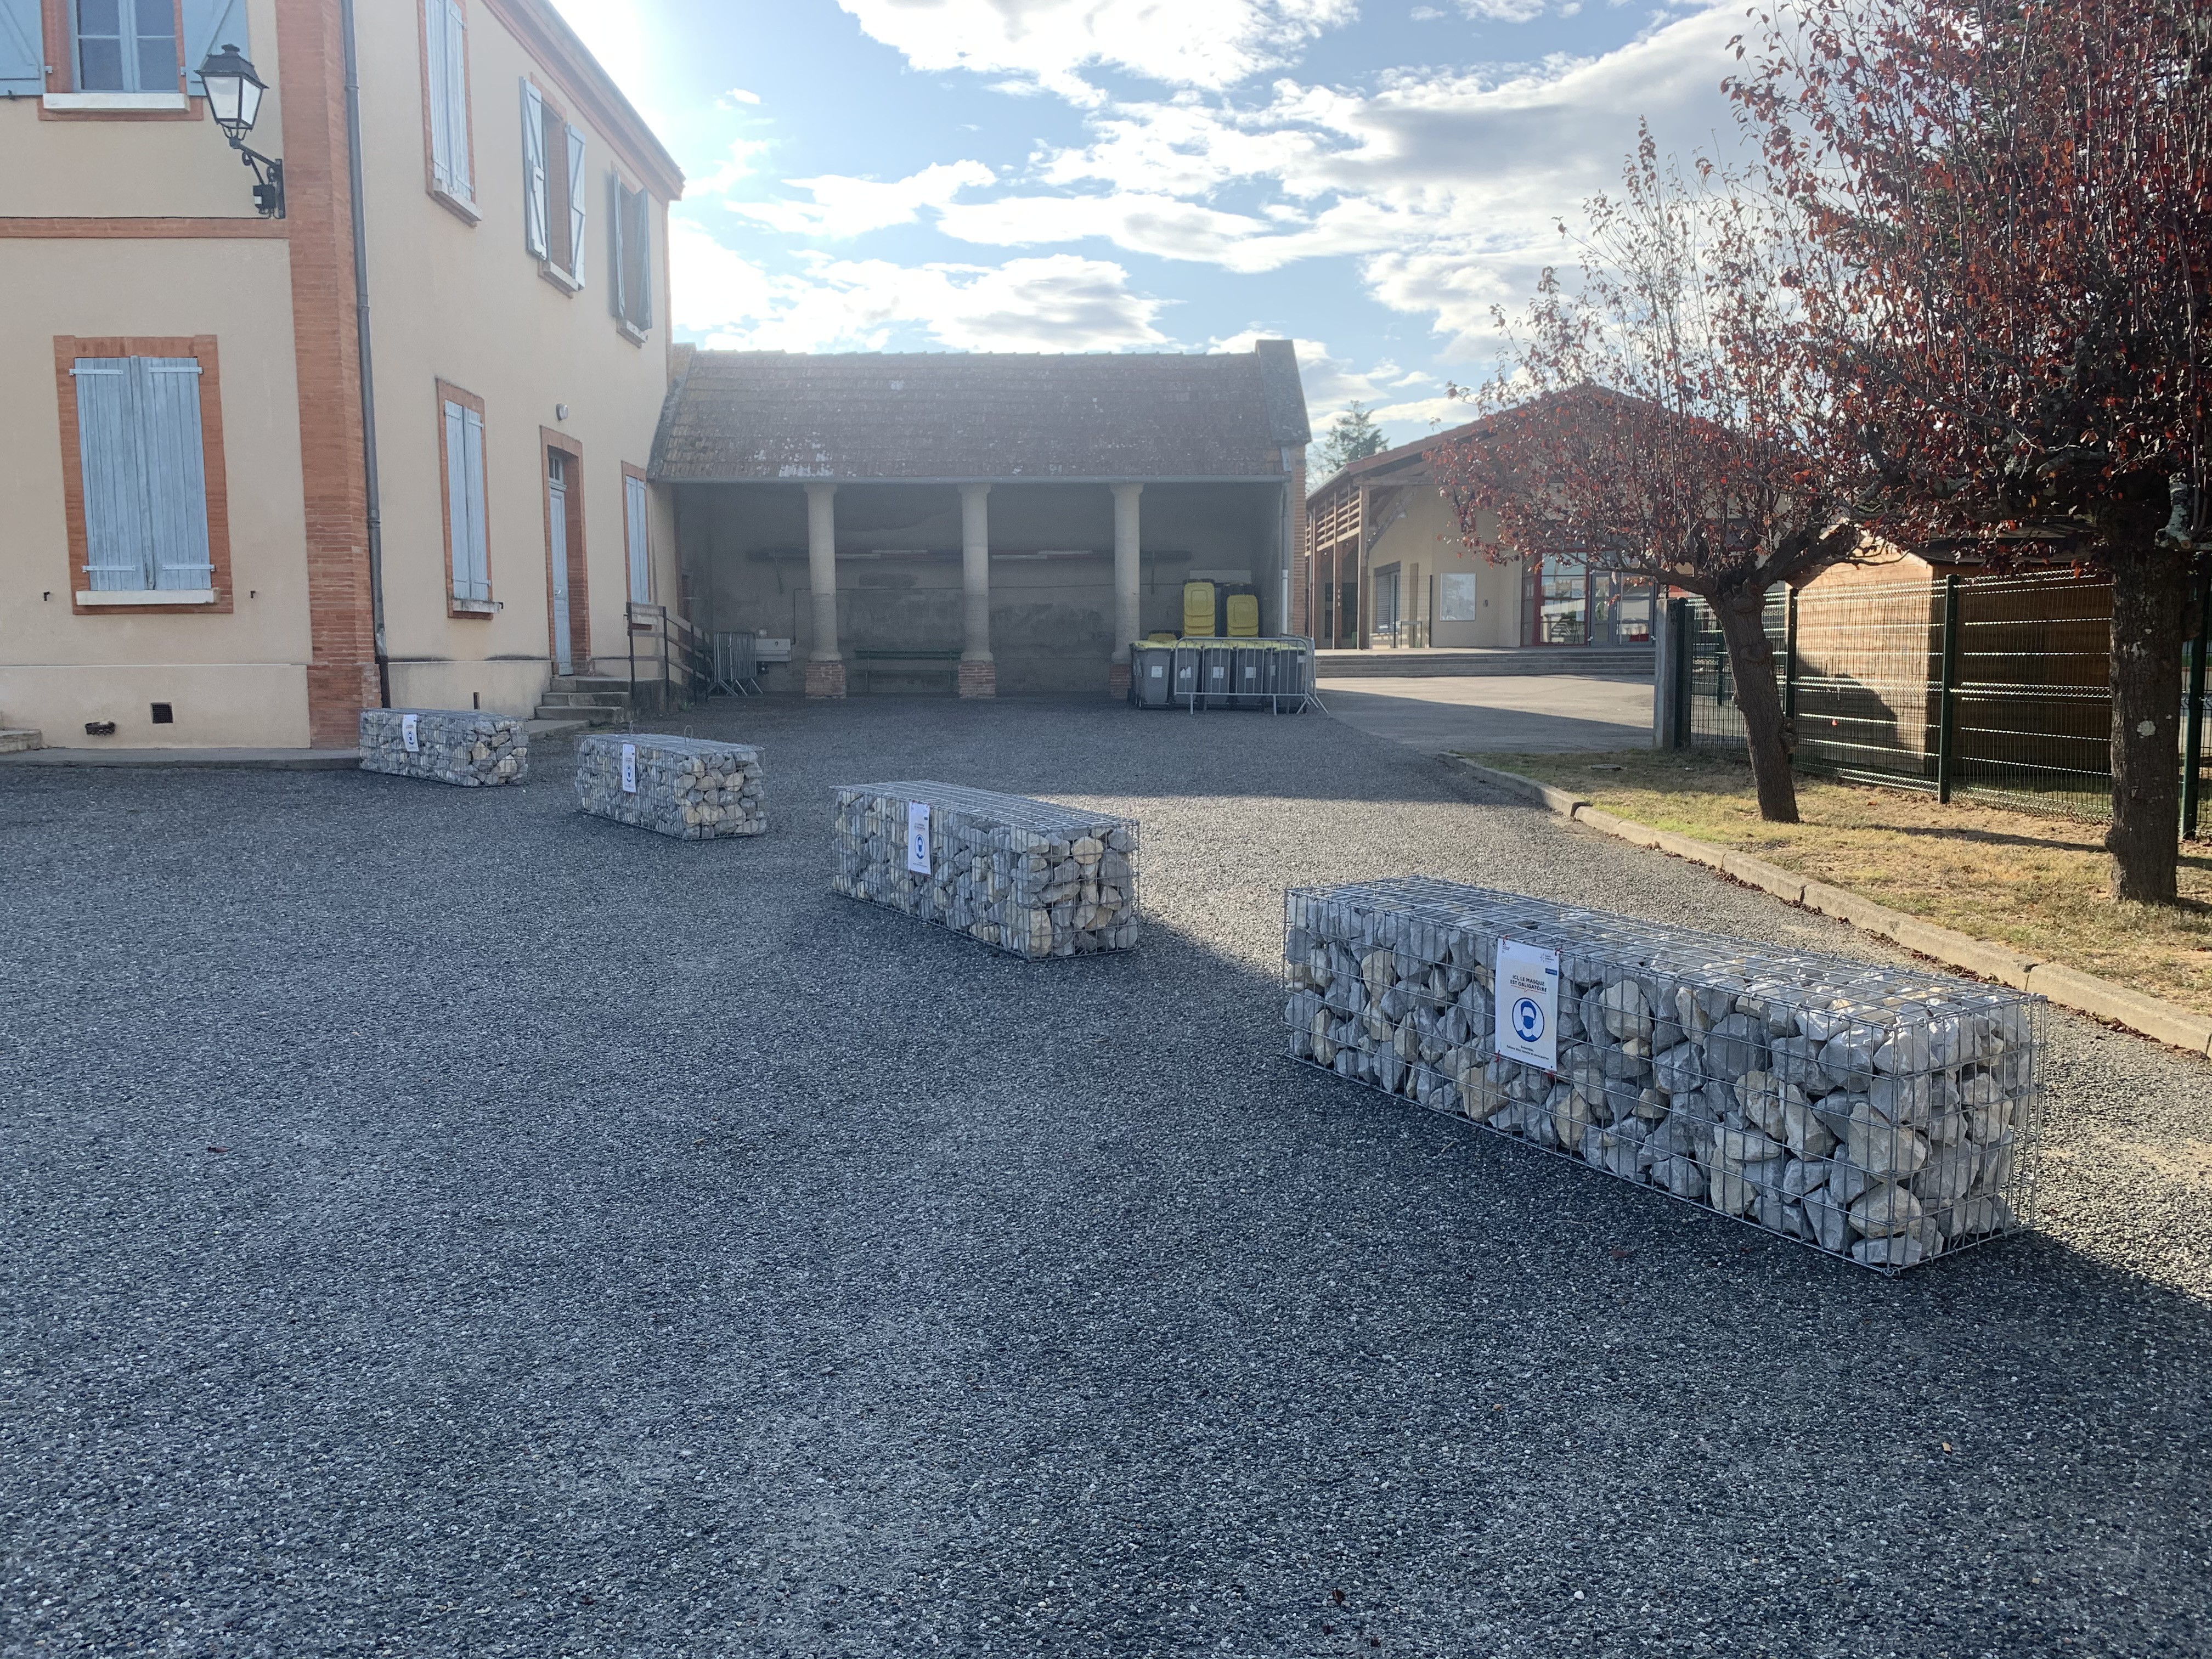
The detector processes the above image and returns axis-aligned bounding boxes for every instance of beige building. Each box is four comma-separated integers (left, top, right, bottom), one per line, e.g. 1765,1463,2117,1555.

0,0,682,749
1304,420,1657,654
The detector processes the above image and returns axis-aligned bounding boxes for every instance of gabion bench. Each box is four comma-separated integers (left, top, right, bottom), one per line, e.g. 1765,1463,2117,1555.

575,734,766,839
359,708,526,786
1284,877,2041,1273
832,781,1139,958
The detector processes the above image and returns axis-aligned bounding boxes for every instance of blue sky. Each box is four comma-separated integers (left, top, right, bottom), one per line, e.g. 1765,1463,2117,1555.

546,0,1748,448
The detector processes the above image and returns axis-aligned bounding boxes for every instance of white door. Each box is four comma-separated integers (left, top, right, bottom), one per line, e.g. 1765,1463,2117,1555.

548,452,573,675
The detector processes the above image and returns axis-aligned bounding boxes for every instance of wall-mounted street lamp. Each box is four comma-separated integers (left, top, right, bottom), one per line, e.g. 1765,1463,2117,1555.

198,44,284,219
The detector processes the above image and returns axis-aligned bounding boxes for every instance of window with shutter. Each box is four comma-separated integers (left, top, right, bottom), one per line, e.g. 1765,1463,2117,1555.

72,356,213,594
563,126,588,283
520,80,550,259
608,177,652,335
424,0,472,205
442,392,492,605
624,472,651,603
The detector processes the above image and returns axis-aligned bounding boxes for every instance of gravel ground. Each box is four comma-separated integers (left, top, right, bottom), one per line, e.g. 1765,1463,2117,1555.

3,696,2207,1659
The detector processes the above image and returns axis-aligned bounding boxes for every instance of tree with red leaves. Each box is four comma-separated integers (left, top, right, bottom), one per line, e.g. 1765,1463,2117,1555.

1431,134,1873,823
1730,0,2212,902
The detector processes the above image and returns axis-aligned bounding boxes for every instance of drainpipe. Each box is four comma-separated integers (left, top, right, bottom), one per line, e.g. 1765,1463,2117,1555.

340,0,390,706
1278,447,1296,636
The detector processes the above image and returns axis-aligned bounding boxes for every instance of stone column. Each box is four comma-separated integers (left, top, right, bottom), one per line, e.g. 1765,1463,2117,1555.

1109,482,1142,697
804,482,845,698
958,483,995,698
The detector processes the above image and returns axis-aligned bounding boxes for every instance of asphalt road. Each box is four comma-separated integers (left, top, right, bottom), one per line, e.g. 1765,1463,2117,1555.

1317,673,1652,753
3,696,2205,1658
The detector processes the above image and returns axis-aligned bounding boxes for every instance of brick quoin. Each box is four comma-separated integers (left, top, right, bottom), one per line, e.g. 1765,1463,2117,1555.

277,0,380,748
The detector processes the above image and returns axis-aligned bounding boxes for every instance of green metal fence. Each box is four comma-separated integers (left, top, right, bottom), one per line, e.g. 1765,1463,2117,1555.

1668,570,2212,830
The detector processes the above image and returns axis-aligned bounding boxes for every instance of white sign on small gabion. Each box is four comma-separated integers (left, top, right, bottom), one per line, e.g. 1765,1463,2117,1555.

358,708,526,786
1284,877,2041,1273
574,733,766,838
832,781,1138,959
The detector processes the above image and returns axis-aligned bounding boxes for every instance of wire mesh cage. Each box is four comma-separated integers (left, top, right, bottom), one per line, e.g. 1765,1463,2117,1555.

833,781,1139,960
1284,877,2042,1274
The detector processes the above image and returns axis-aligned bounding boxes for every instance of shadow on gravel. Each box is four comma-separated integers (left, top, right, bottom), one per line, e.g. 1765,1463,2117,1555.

1,708,2204,1659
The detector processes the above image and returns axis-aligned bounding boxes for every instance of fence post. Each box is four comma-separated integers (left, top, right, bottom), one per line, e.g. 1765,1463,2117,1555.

2186,562,2210,839
1670,598,1692,748
1936,571,1962,804
1782,586,1799,721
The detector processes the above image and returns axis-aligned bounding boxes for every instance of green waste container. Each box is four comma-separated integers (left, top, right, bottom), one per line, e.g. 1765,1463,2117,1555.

1232,644,1269,710
1171,642,1204,704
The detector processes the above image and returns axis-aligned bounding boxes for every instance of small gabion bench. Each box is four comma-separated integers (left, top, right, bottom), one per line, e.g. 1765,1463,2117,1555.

575,733,766,838
1285,877,2042,1273
358,708,526,786
832,781,1138,958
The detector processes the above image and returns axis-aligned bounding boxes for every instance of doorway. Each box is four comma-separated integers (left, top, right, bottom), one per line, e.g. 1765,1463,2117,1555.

543,437,589,676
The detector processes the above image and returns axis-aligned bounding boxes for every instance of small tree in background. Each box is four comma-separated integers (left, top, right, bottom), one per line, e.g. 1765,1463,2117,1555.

1731,0,2212,902
1431,133,1873,823
1313,400,1388,477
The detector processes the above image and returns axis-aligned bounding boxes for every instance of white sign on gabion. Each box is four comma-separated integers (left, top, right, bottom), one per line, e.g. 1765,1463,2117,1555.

1284,877,2041,1273
833,781,1138,959
359,708,526,786
574,733,766,839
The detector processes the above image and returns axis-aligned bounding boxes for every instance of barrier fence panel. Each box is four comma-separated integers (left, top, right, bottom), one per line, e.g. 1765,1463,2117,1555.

1671,568,2211,829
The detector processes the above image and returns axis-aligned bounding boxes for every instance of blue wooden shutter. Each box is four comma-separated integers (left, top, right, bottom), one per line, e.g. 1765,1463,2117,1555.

633,190,652,329
74,360,153,592
139,359,214,590
426,0,454,193
563,123,588,282
520,80,549,258
183,0,250,97
461,407,489,601
607,173,626,319
444,399,483,601
440,0,471,200
0,0,44,97
625,473,650,603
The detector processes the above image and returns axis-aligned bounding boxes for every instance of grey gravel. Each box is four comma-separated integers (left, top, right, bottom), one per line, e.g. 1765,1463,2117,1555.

2,697,2207,1658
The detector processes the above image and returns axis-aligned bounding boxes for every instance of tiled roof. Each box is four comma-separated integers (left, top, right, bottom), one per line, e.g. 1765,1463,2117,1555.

650,342,1311,483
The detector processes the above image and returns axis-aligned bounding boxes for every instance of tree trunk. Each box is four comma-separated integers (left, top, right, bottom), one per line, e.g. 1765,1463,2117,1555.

1714,586,1800,823
2106,544,2188,904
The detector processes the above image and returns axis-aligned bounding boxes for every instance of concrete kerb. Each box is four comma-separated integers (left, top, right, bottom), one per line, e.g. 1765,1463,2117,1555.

1440,752,2212,1060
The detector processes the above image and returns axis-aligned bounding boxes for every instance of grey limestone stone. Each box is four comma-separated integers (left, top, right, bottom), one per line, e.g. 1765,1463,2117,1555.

575,734,766,839
359,708,526,787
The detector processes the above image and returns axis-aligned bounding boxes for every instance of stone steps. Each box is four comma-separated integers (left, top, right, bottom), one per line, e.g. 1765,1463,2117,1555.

535,676,633,726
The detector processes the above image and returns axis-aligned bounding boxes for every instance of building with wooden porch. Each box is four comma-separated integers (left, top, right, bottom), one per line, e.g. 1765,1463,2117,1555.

650,341,1312,697
1305,420,1656,657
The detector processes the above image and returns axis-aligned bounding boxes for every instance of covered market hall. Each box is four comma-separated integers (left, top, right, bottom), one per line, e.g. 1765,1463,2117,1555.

648,341,1312,696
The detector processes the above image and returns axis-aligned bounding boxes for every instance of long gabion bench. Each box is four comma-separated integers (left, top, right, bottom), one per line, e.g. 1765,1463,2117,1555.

575,734,766,838
832,781,1139,958
1284,877,2041,1273
358,708,526,786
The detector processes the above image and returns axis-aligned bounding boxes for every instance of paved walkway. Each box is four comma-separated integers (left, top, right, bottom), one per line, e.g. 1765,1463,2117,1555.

1320,671,1652,752
3,698,2205,1657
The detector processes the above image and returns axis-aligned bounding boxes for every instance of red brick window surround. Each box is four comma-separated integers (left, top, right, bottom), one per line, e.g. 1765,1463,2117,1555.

419,0,478,223
52,335,234,617
436,380,496,618
38,0,207,121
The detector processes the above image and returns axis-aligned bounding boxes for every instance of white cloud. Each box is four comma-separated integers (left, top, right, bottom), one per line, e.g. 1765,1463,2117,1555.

1461,0,1548,19
723,88,762,105
672,221,1167,352
836,0,1359,100
730,161,996,237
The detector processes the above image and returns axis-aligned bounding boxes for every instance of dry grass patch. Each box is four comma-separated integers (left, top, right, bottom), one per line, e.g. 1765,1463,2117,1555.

1459,748,2212,1017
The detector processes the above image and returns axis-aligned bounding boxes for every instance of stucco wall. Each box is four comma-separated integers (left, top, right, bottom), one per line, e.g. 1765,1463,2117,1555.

1364,486,1523,648
0,238,313,747
0,0,286,219
679,481,1290,693
356,0,678,716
